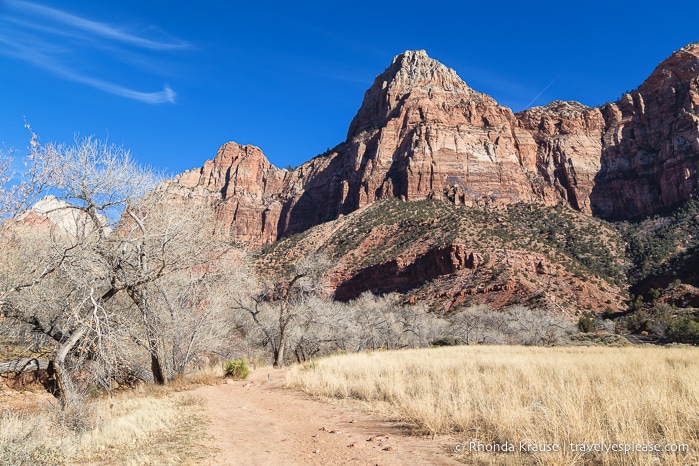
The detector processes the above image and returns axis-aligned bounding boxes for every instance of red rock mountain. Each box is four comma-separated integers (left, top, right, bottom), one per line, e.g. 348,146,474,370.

164,43,699,244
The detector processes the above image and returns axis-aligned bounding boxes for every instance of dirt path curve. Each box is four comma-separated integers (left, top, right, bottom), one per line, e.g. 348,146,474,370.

192,368,460,465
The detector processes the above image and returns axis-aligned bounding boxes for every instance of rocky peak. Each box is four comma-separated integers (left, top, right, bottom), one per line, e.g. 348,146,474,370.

173,142,286,200
169,41,699,244
639,42,699,93
382,50,469,93
529,100,592,116
347,50,474,139
16,195,108,236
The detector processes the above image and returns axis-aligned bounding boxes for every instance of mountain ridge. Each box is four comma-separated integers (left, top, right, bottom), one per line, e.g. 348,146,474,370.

163,43,699,244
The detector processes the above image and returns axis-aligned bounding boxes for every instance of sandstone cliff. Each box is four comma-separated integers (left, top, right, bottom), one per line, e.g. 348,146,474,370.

163,49,542,243
592,43,699,218
515,101,605,214
167,143,288,243
165,43,699,244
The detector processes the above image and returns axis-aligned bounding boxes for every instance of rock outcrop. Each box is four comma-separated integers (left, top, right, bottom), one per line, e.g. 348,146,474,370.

167,143,288,243
591,43,699,218
16,195,108,236
515,101,605,214
166,43,699,244
334,244,478,300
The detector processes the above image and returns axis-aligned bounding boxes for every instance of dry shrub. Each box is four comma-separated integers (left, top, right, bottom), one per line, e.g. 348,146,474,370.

0,410,66,465
288,345,699,465
0,387,207,465
223,359,250,380
168,363,223,390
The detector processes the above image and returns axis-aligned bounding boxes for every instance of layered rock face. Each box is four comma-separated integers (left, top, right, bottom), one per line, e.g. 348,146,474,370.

334,244,480,300
167,143,288,243
591,43,699,218
274,50,542,236
515,101,605,214
340,50,537,206
167,43,699,243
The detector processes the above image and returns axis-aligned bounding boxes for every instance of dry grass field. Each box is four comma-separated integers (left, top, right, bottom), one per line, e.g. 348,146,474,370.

0,373,218,465
288,345,699,465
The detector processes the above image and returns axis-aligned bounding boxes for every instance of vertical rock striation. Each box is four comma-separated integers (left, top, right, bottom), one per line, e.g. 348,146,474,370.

164,43,699,244
591,43,699,218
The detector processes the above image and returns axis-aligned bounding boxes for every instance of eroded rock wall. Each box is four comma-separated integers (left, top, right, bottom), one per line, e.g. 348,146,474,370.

165,44,699,244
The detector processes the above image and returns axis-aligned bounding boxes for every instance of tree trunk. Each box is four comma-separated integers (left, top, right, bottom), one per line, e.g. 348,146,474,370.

150,351,167,385
0,358,49,374
128,286,168,385
273,340,285,368
48,324,87,408
147,332,168,385
48,359,78,408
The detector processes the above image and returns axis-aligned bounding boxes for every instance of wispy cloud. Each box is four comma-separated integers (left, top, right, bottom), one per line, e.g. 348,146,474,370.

55,63,176,105
0,1,188,103
0,33,176,104
7,0,189,50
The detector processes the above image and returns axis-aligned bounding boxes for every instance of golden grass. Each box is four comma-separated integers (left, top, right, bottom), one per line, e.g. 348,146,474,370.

172,363,225,388
0,386,209,465
288,345,699,465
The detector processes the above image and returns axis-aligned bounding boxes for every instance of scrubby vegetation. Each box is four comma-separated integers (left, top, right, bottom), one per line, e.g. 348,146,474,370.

605,199,699,343
259,198,628,319
223,359,250,380
492,203,627,284
261,198,627,283
621,199,699,286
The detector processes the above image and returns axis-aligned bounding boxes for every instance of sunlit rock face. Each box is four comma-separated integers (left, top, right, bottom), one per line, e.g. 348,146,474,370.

166,44,699,244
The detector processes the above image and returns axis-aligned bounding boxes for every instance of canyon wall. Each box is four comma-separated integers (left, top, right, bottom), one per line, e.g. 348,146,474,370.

163,43,699,243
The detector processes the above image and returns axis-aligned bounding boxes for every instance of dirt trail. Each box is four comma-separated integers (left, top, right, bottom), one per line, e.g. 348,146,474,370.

193,368,460,465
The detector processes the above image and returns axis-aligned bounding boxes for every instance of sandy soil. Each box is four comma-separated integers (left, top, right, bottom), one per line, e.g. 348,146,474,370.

193,368,461,465
0,384,53,412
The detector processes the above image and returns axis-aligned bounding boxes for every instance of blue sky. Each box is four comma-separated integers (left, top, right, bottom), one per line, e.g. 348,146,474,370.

1,0,698,176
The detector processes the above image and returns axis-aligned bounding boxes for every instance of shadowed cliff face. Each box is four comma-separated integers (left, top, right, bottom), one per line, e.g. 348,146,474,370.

333,244,479,301
164,44,699,244
590,43,699,219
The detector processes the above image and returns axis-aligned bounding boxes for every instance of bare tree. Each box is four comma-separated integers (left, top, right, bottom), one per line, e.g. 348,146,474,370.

233,254,330,367
143,248,241,377
349,292,404,351
449,304,573,346
285,296,363,362
1,203,118,405
396,301,448,348
450,304,493,344
503,305,572,345
0,135,160,404
0,134,234,403
104,193,229,384
0,125,61,219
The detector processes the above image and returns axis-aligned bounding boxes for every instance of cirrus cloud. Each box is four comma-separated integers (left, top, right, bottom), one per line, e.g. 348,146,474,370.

0,1,189,104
